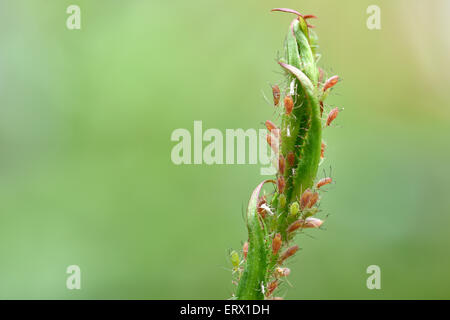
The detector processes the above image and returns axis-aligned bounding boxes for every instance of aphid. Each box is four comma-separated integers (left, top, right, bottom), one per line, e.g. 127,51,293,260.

230,250,240,268
266,134,279,153
326,107,339,126
277,175,285,194
265,120,279,136
303,217,323,228
288,218,323,231
287,220,302,233
278,155,286,175
278,194,286,208
284,95,294,115
243,242,248,260
321,141,326,159
320,101,324,117
323,75,339,92
300,189,313,210
272,85,281,106
303,207,319,218
266,280,278,296
276,267,291,277
316,177,332,189
318,67,325,85
287,151,295,167
289,202,299,217
279,245,299,263
272,233,282,255
307,192,319,208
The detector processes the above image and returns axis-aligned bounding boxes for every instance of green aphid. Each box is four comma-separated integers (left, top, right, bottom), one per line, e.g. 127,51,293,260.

289,202,299,217
302,207,319,219
230,250,240,268
278,194,286,208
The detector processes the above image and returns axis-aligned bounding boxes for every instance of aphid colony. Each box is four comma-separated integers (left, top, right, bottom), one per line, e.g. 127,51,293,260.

232,8,342,300
231,67,338,298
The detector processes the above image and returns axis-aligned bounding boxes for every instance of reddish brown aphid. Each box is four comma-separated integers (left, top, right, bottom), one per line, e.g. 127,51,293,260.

272,233,282,255
277,175,285,194
279,245,299,263
326,107,339,126
266,134,279,153
266,280,278,296
319,101,324,117
323,75,339,92
307,192,319,208
265,120,278,133
287,220,302,233
243,242,248,260
278,155,286,175
300,189,313,210
321,142,326,159
284,95,294,115
316,177,332,189
287,151,295,167
303,217,323,228
275,267,291,277
318,68,324,87
272,85,280,106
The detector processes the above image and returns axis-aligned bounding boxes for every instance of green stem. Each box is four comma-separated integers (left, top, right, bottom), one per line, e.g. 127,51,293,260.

236,180,273,300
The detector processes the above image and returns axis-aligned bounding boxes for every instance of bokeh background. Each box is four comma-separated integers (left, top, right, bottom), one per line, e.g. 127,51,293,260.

0,0,449,299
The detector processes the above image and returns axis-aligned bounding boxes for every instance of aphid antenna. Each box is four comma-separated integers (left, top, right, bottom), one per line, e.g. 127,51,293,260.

315,53,322,64
260,89,273,106
240,203,246,222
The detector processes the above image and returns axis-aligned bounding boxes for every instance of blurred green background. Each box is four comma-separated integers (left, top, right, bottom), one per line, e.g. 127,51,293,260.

0,0,449,299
